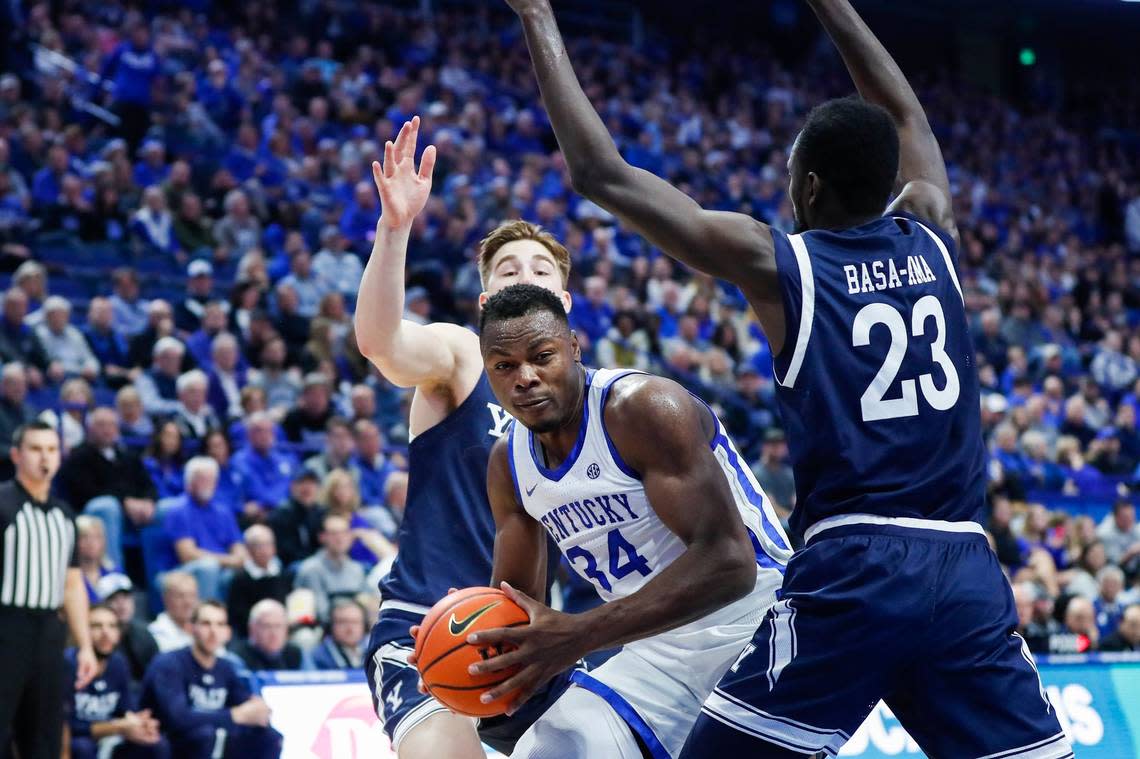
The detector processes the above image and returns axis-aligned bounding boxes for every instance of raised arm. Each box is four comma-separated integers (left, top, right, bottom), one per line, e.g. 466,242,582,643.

806,0,957,241
353,117,478,391
504,1,779,302
488,438,548,601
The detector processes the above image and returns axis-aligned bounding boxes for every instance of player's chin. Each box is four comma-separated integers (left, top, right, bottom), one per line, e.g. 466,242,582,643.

513,400,558,430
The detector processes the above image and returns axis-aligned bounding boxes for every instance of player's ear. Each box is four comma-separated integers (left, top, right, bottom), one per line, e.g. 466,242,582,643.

478,291,489,309
560,290,573,314
805,171,822,208
570,330,582,362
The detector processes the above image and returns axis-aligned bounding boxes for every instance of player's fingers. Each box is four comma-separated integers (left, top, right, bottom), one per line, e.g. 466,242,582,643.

418,144,437,182
371,160,384,188
480,665,538,705
403,115,420,161
383,142,396,178
500,581,539,617
409,624,421,638
392,120,411,160
468,647,525,675
467,625,521,647
446,587,460,595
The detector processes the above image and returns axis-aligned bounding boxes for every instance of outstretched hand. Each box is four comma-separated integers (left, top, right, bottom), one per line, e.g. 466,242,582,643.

373,115,437,230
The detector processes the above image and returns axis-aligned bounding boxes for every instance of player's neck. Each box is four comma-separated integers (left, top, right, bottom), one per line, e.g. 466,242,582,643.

810,209,880,232
534,368,588,469
191,644,217,669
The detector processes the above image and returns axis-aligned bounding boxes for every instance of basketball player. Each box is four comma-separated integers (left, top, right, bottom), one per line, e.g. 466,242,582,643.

503,0,1072,756
461,284,790,758
356,117,575,757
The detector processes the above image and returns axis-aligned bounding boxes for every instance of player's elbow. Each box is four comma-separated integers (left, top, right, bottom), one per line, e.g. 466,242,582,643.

567,158,624,202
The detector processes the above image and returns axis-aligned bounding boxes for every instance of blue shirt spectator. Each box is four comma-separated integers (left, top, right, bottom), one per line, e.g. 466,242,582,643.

164,489,243,556
231,413,299,511
101,29,161,107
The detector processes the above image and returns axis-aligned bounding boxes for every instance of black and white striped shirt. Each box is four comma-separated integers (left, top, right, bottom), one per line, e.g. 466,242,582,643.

0,480,78,610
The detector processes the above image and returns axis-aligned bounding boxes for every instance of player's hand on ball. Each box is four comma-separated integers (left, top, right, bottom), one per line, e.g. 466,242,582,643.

373,115,436,230
466,581,583,715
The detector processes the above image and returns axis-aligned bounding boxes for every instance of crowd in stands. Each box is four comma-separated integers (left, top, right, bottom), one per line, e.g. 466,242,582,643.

2,1,1140,747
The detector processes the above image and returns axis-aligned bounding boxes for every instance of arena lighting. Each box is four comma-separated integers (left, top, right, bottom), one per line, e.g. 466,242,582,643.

1019,47,1037,65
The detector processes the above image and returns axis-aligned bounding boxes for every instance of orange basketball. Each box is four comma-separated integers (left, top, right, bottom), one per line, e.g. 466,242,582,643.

414,586,530,718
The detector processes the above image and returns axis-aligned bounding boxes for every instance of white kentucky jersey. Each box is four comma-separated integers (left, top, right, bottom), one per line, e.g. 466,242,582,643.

507,367,792,604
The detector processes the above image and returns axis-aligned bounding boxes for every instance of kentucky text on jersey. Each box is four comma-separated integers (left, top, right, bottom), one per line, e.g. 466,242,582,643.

843,254,937,294
538,493,640,543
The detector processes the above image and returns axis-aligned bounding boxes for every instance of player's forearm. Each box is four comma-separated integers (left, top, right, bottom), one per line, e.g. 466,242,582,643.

574,536,755,652
514,3,627,193
90,720,125,739
354,221,414,362
806,0,925,126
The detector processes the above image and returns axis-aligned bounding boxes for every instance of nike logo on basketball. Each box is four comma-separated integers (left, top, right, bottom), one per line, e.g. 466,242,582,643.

449,601,499,636
526,482,539,496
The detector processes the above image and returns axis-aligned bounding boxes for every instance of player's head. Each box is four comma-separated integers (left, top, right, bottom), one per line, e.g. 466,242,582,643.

190,600,230,657
89,603,122,659
480,284,582,435
477,220,573,314
788,96,899,233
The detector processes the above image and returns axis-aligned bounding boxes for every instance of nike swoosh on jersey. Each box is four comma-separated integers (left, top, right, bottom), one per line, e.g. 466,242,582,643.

448,601,500,636
526,482,539,496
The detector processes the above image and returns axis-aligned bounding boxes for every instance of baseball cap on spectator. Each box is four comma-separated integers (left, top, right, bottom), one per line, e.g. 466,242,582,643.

984,394,1009,415
96,572,134,601
187,260,214,278
292,468,320,484
763,428,786,443
302,372,329,389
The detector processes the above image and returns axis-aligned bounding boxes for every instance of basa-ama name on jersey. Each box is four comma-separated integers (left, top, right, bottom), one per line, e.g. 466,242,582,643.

843,254,937,295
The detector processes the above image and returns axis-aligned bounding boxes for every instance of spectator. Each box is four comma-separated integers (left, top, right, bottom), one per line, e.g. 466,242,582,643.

109,269,150,338
34,296,100,382
338,180,378,249
206,333,247,422
134,337,186,418
96,573,159,682
232,411,299,516
140,602,281,758
129,187,177,256
202,429,243,516
304,417,356,481
230,599,303,671
213,190,262,257
248,337,301,411
75,515,120,604
0,288,50,386
294,514,369,624
171,369,220,443
1097,499,1140,572
184,301,229,370
595,311,651,371
31,143,71,208
65,604,168,759
750,428,795,520
1062,596,1100,652
267,470,323,567
1094,565,1131,640
39,377,94,453
350,418,396,508
306,599,367,671
127,301,175,371
1064,540,1109,599
116,386,154,442
1088,427,1135,476
0,362,35,455
172,193,216,255
174,260,222,334
1021,430,1065,492
13,260,47,320
164,457,247,601
101,23,161,147
82,297,132,387
1100,605,1140,652
142,421,186,500
282,372,333,448
271,282,310,361
320,469,395,568
226,525,292,640
312,226,363,301
279,249,323,318
148,572,199,653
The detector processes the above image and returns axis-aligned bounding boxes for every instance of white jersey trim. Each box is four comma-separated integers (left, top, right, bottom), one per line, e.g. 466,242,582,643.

909,218,964,303
804,513,986,543
776,233,815,390
379,599,431,616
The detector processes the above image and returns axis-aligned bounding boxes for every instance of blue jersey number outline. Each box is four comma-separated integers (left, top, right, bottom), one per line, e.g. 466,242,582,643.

566,528,653,592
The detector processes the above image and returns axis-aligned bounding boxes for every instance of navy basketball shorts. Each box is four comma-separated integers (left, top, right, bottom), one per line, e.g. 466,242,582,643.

365,604,574,755
680,524,1073,758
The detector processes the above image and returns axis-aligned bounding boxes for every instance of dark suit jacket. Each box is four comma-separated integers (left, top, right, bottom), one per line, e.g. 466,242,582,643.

56,441,158,511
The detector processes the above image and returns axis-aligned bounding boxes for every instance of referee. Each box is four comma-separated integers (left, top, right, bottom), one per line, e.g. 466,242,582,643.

0,420,97,759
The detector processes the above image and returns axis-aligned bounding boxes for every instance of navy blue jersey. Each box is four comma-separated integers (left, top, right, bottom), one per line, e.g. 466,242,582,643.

64,649,132,737
378,374,514,607
771,212,985,538
139,648,249,735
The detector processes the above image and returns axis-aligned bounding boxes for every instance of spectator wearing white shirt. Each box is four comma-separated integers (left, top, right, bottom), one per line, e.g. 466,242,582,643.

172,369,220,442
312,226,363,301
278,248,323,318
109,268,150,337
148,571,199,653
1097,500,1140,571
34,297,100,381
